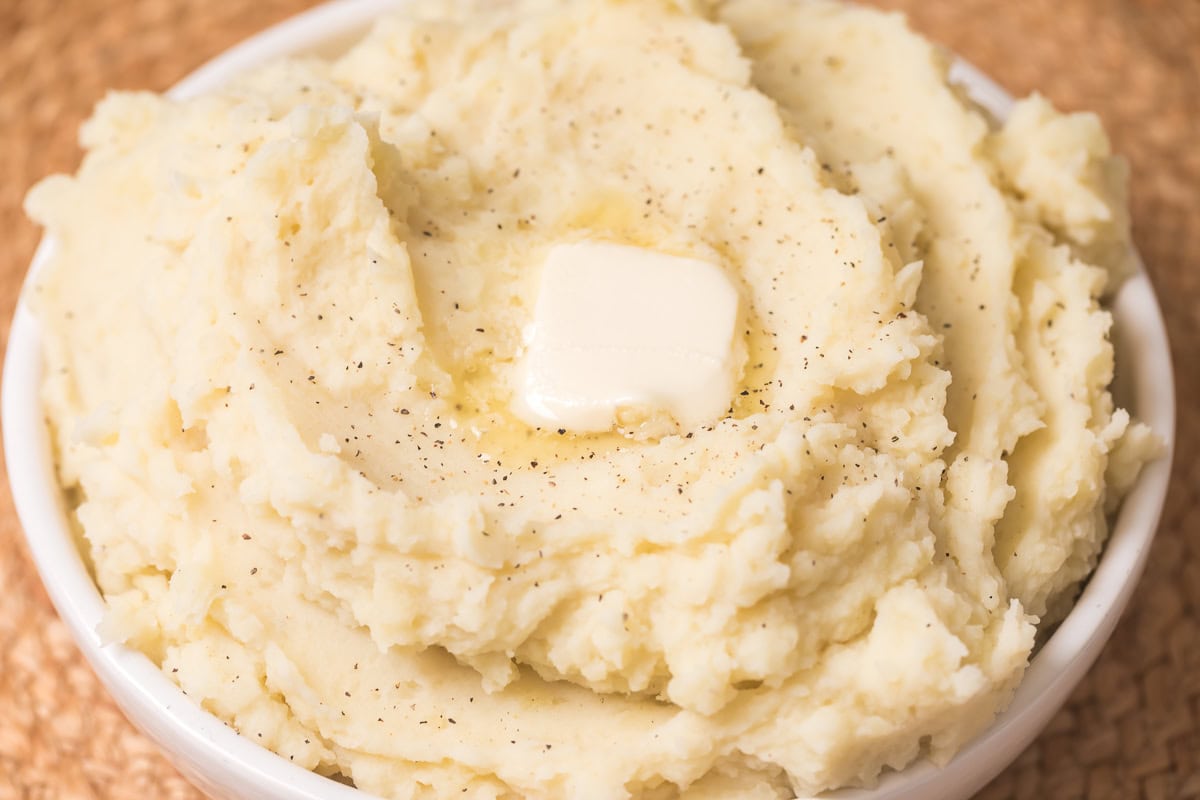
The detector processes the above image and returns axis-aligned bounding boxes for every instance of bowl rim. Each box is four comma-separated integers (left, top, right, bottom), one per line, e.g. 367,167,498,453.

1,2,1177,798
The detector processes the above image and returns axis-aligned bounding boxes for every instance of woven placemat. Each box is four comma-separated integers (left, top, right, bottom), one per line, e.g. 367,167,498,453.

1,0,1196,797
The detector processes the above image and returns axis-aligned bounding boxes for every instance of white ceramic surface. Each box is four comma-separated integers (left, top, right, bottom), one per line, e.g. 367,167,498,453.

1,3,1176,799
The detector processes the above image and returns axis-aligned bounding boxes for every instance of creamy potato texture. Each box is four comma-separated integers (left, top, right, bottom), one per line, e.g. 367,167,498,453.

26,0,1158,797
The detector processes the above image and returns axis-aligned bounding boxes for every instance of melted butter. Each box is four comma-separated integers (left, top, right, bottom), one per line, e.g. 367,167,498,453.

511,242,742,433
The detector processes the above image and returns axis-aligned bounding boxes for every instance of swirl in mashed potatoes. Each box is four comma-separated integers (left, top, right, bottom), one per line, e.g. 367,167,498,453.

26,0,1158,796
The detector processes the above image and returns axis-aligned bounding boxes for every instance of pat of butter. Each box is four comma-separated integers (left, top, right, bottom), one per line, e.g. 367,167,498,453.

513,242,741,433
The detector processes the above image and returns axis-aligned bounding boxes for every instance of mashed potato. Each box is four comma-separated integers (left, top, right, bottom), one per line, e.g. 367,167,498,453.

25,0,1158,796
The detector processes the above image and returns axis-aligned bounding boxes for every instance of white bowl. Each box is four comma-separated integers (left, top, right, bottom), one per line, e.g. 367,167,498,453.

2,3,1176,799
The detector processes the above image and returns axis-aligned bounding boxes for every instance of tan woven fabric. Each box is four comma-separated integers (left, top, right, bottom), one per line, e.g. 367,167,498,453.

0,0,1196,797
